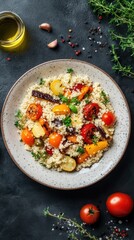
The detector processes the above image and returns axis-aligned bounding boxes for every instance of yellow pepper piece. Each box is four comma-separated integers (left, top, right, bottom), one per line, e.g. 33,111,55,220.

50,79,64,96
52,104,70,115
85,140,108,156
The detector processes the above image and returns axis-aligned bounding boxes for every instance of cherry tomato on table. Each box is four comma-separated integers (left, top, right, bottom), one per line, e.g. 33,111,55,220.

21,128,35,146
26,103,42,121
106,192,134,217
83,103,100,121
102,111,116,126
81,123,97,144
80,204,100,224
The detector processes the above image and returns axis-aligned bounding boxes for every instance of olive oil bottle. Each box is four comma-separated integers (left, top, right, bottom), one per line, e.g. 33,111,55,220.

0,11,25,50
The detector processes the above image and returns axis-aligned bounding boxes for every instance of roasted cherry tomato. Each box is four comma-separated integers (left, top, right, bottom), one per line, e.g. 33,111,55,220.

45,146,53,155
83,103,100,121
80,204,100,224
106,192,134,217
73,83,84,91
49,132,63,148
26,103,42,121
21,128,34,146
81,123,97,144
102,112,116,126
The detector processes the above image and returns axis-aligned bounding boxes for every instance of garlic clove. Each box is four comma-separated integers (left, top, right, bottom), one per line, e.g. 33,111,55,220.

39,23,52,32
47,39,58,48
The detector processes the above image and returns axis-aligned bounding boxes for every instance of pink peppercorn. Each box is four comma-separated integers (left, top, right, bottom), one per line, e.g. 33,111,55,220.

99,15,103,20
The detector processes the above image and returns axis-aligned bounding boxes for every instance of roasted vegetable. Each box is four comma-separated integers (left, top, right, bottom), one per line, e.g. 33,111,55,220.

26,103,42,121
52,104,70,115
34,138,44,147
49,132,63,148
85,140,108,156
32,90,60,103
32,122,45,138
50,80,64,96
21,128,34,146
61,156,76,172
67,135,78,143
77,151,89,164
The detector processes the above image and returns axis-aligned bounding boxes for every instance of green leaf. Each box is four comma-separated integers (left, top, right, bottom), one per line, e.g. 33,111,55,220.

67,68,74,74
70,97,80,105
39,78,45,85
69,104,78,113
77,146,85,154
15,110,23,119
59,94,69,104
62,116,72,127
92,135,99,145
100,91,110,105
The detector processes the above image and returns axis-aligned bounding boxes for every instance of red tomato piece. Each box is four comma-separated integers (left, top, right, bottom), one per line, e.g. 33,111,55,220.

102,112,116,126
83,103,100,121
73,83,84,91
81,123,97,144
106,192,134,217
80,204,100,224
26,103,42,121
45,146,53,155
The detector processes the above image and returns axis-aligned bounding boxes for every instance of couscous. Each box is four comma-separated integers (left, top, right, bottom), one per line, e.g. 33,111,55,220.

15,68,116,172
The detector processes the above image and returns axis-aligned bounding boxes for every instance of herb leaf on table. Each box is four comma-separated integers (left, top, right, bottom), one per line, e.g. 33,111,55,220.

88,0,134,78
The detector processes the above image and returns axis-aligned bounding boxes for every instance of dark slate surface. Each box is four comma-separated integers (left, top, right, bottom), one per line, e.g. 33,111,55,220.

0,1,134,239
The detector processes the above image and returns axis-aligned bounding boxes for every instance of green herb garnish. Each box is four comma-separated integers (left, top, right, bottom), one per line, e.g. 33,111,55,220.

69,104,78,113
62,116,72,127
77,146,85,154
59,94,69,104
31,151,47,161
70,97,80,105
67,68,74,74
100,90,110,105
43,208,97,240
14,110,24,129
85,99,90,104
15,110,23,118
92,135,99,145
39,78,45,85
14,120,23,130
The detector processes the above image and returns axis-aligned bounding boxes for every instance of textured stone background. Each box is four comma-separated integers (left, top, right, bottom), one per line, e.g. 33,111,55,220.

0,1,134,239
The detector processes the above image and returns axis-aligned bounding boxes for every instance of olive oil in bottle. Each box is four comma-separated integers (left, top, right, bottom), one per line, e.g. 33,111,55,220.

0,11,25,50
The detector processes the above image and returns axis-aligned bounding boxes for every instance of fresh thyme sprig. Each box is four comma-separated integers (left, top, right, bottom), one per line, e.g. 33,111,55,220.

111,45,134,77
88,0,134,78
43,208,98,240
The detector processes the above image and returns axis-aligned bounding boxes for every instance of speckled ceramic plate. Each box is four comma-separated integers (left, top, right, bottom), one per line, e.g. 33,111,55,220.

1,59,131,190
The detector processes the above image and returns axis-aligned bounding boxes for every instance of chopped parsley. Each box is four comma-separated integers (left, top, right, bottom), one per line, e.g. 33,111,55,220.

92,135,99,145
77,146,85,154
14,120,23,130
59,94,69,104
100,91,110,105
15,109,23,118
67,68,74,74
14,110,24,129
85,99,90,104
39,78,45,85
62,116,72,127
70,97,80,105
31,151,47,161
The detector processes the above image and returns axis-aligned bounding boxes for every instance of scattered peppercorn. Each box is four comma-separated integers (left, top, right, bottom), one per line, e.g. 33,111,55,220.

6,57,11,61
